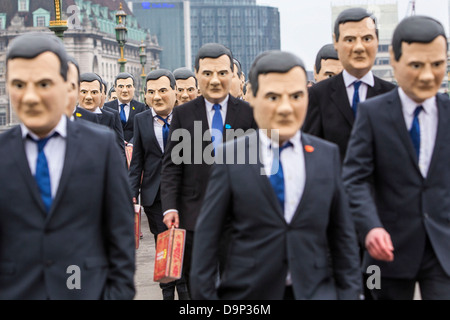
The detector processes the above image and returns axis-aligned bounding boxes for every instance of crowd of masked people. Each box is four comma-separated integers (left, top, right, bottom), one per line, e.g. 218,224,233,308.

1,7,450,301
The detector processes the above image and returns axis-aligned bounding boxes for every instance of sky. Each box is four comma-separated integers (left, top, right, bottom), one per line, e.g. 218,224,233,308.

256,0,449,71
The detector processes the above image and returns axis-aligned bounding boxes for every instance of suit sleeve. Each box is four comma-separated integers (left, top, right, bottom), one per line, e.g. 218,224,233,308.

327,145,363,300
112,112,127,167
128,115,144,200
101,131,136,300
342,103,383,245
190,159,231,300
160,107,183,212
302,86,323,137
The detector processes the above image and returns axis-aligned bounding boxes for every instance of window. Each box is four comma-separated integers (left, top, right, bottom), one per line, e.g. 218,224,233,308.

18,0,29,12
36,16,46,27
32,8,50,27
0,14,5,30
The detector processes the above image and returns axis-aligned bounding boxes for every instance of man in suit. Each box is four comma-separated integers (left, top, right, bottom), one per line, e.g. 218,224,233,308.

65,56,98,123
98,76,127,167
129,69,189,300
190,50,362,300
108,86,118,102
161,43,257,294
103,72,147,144
343,16,450,300
78,73,126,164
313,43,343,83
0,32,135,300
302,7,396,161
173,67,199,105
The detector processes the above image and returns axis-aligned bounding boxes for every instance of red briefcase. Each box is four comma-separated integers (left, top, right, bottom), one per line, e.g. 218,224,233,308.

153,226,186,283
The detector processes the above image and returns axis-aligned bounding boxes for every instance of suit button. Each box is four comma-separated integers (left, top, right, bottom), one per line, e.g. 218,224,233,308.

45,260,54,267
424,213,429,219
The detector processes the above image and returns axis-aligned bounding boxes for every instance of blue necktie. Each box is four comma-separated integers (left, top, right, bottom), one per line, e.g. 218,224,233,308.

120,103,127,125
269,142,293,212
410,105,423,162
155,115,170,150
29,133,57,213
352,81,362,117
211,104,223,152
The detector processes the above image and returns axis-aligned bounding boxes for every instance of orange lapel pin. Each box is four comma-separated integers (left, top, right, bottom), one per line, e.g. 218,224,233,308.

304,145,314,153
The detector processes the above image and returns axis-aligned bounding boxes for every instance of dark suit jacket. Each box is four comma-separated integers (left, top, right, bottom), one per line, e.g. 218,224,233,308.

302,72,396,161
103,99,147,143
343,90,450,279
97,108,127,166
191,131,362,300
0,119,135,299
73,106,98,123
129,109,163,207
161,95,257,231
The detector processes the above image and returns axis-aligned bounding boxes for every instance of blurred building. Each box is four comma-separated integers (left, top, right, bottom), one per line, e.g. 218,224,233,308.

0,0,162,129
130,0,280,76
131,1,191,73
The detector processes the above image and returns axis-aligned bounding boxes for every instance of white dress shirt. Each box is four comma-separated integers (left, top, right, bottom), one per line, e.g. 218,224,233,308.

151,108,173,153
398,88,438,178
204,96,229,130
343,69,375,107
21,115,67,199
117,100,131,121
259,129,306,286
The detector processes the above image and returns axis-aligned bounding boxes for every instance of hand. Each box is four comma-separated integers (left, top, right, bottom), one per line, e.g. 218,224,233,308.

132,197,137,204
365,228,394,262
163,211,179,229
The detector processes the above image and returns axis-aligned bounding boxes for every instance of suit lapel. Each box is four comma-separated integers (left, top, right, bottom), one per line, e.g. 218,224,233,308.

192,98,210,149
224,95,239,134
388,89,421,171
367,76,382,99
125,101,135,129
48,120,81,219
290,134,314,223
11,127,48,215
247,132,285,221
147,111,163,154
426,94,449,178
331,73,354,126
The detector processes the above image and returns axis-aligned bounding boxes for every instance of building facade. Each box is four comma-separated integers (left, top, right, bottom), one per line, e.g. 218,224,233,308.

0,0,162,129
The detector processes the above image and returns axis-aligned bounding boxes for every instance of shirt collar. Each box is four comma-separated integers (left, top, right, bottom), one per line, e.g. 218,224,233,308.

21,115,68,140
259,129,302,152
118,100,130,107
398,87,436,116
151,107,173,120
204,95,229,111
343,69,375,88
